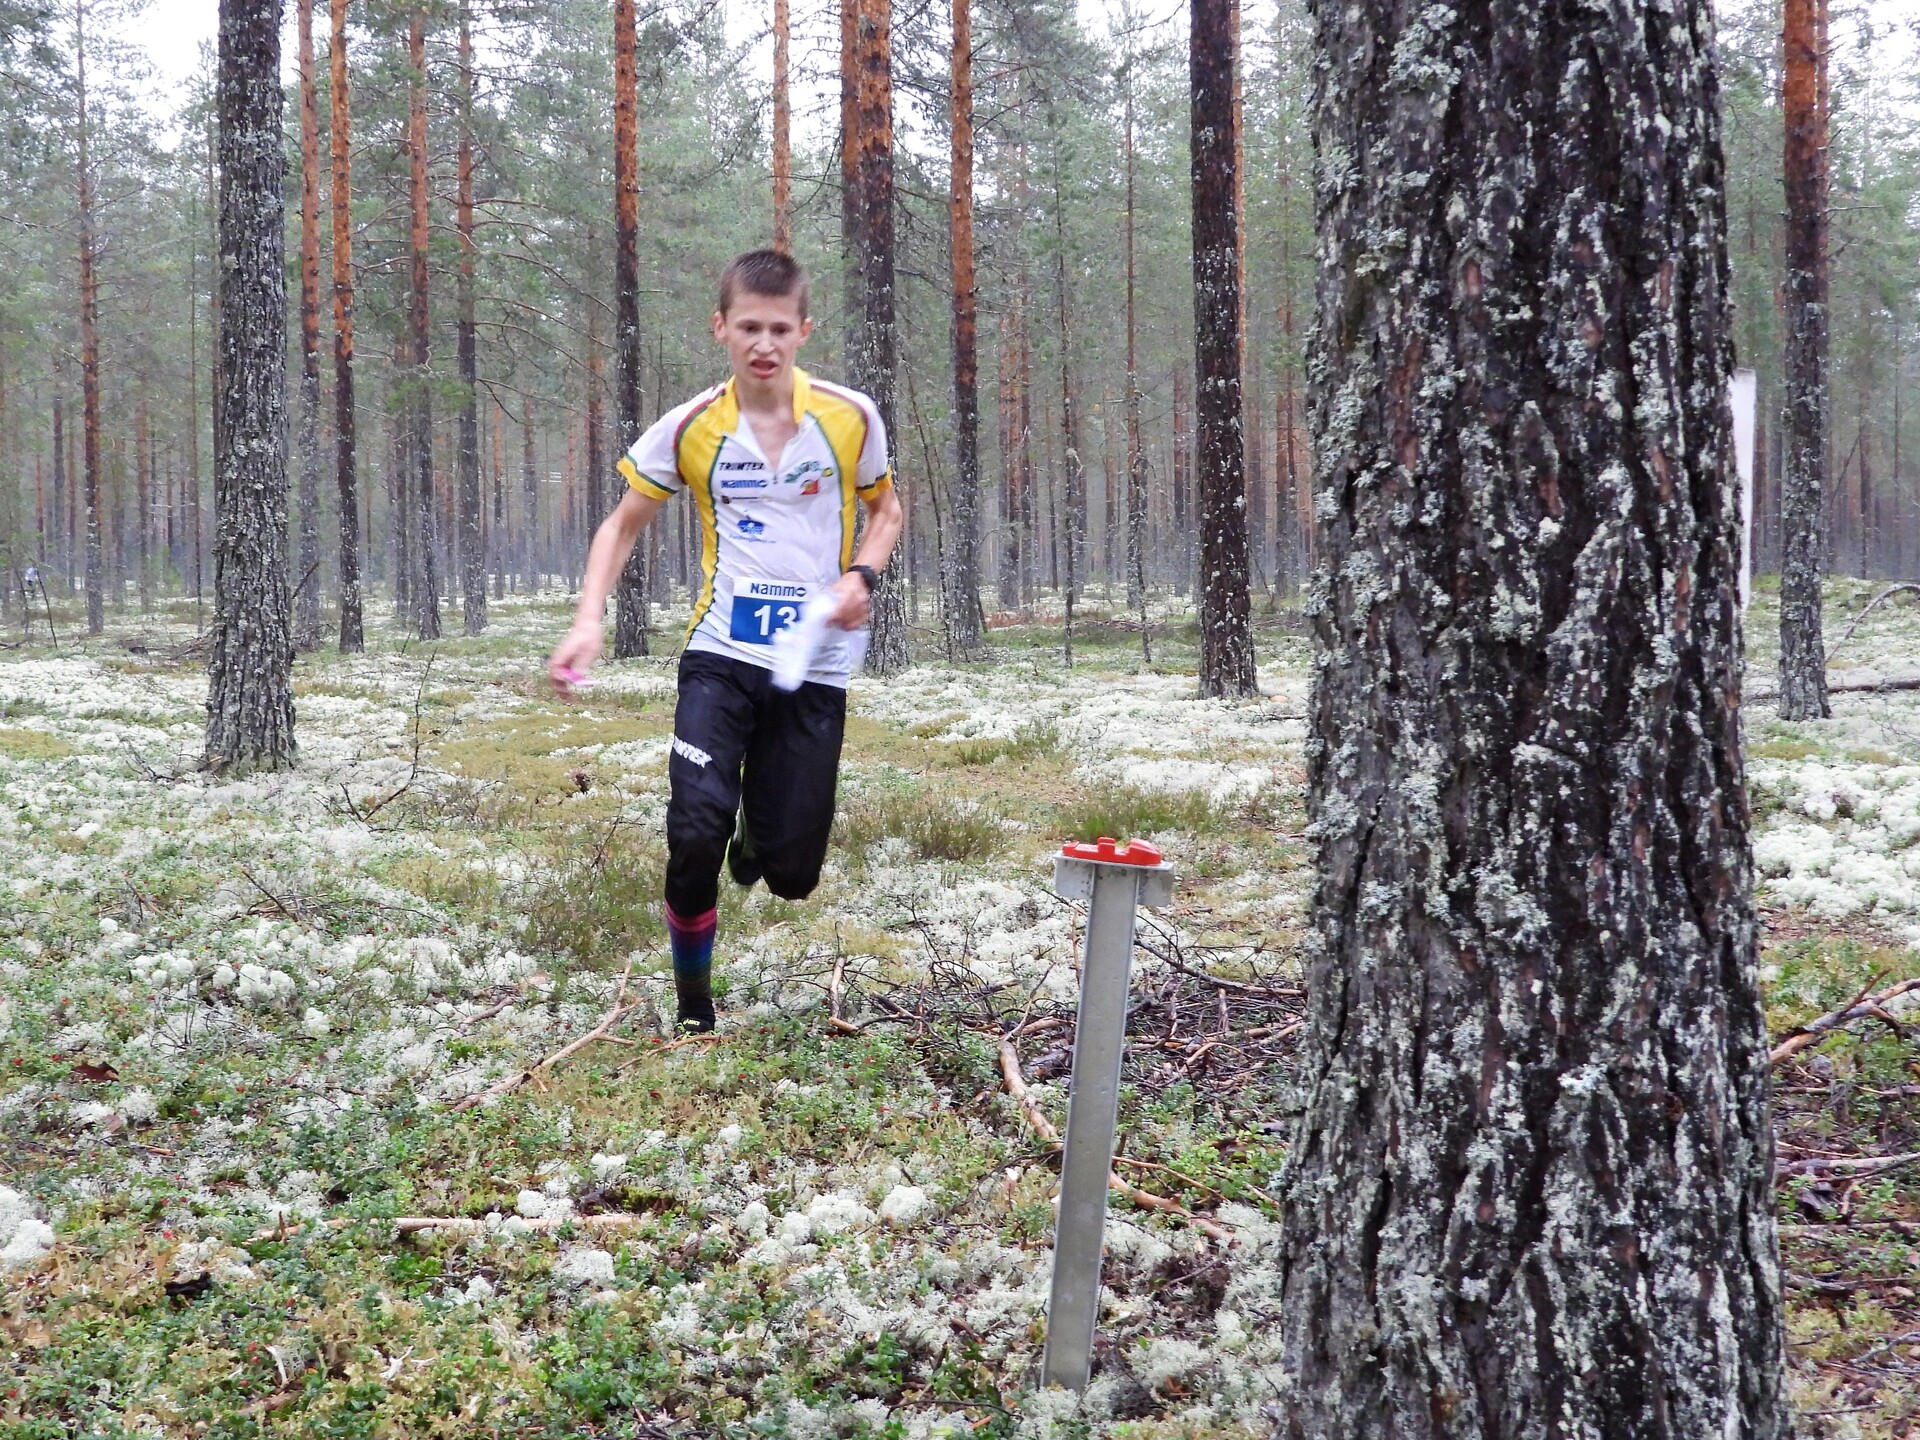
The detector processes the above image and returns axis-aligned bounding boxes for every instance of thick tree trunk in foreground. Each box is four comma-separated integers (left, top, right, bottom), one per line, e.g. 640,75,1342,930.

1779,0,1829,719
406,5,439,639
455,0,485,635
945,0,980,658
1190,0,1254,697
611,0,648,657
205,0,295,774
330,0,362,653
845,0,907,673
295,0,322,641
1277,3,1789,1435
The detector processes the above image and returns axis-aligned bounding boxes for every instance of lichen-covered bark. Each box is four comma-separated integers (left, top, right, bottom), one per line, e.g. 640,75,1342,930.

405,5,440,641
74,1,104,637
1278,1,1790,1435
329,0,361,654
946,0,981,658
455,0,486,638
294,0,322,642
611,0,648,658
845,0,907,674
204,0,295,775
1191,0,1255,698
1778,0,1828,721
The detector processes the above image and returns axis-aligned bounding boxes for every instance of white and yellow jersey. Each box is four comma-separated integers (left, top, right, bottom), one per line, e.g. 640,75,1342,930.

617,367,892,688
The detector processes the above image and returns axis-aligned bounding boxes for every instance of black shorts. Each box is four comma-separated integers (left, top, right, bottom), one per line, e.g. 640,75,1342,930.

663,649,847,916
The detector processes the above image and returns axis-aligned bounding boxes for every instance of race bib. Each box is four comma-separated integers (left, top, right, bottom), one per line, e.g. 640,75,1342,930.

730,579,810,645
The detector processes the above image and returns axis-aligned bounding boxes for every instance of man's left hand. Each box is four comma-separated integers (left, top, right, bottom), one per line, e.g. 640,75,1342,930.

826,570,871,630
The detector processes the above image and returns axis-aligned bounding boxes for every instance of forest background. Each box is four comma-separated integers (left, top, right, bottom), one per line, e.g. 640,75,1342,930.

2,0,1916,632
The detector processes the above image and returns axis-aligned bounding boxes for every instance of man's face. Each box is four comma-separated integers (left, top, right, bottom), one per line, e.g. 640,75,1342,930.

713,290,811,387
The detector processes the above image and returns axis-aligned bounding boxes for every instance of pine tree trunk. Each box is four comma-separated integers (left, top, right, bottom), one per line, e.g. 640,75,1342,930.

455,0,485,635
611,0,649,657
945,0,981,657
205,0,295,774
135,402,152,610
1190,0,1255,697
1779,0,1829,718
330,0,362,653
406,5,440,639
75,0,104,636
1276,3,1790,1432
1052,150,1084,614
295,0,323,642
847,0,907,673
521,400,539,593
771,0,791,252
1123,68,1146,618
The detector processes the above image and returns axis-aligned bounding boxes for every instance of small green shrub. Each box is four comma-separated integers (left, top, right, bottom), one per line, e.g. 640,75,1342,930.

942,720,1059,767
1055,783,1241,841
835,788,1005,862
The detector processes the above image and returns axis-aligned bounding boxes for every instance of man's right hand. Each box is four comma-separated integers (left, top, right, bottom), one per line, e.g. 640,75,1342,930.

548,620,603,695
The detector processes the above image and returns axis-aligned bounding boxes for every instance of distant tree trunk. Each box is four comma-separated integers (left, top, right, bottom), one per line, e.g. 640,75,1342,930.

330,0,362,652
1123,67,1146,621
521,399,539,593
294,0,323,642
1190,0,1254,697
1779,0,1829,718
1277,2,1790,1433
51,395,65,586
996,332,1018,609
135,402,152,609
406,4,440,639
945,0,980,657
489,401,504,597
771,0,791,252
1051,141,1084,615
455,0,485,635
611,0,648,656
74,0,104,635
846,0,907,672
205,0,295,773
586,299,606,593
1171,369,1189,594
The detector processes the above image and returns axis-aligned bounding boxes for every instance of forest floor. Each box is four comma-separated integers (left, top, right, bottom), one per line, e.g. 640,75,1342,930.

0,578,1916,1438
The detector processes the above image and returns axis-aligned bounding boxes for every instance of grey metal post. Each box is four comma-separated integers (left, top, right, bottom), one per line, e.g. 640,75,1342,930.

1043,844,1174,1391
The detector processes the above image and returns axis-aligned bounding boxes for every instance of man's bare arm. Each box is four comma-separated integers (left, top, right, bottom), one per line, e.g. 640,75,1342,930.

548,488,666,686
826,484,905,629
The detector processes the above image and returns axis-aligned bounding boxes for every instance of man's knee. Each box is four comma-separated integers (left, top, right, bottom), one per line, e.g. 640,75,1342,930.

761,859,822,901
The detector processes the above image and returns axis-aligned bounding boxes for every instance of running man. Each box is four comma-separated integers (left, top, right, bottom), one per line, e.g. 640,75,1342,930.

547,249,903,1033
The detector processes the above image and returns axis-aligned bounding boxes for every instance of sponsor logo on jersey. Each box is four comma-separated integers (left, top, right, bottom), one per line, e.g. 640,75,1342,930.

741,580,809,600
735,514,770,540
718,458,770,491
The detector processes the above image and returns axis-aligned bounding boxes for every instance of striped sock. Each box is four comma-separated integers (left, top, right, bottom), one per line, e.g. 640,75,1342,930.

666,903,717,978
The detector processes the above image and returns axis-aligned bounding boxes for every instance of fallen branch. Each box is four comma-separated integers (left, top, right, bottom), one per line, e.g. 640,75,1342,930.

1771,976,1920,1065
450,962,643,1112
1779,1220,1920,1239
1826,584,1920,665
251,1211,647,1243
998,1037,1234,1245
1778,1150,1920,1181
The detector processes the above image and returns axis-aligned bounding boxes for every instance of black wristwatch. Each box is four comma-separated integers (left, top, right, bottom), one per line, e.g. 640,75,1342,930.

847,564,878,594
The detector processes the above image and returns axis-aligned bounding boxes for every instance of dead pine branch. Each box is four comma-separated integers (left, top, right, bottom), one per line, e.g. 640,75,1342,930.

1771,975,1920,1065
1825,584,1920,666
450,961,644,1112
997,1035,1234,1245
338,654,438,825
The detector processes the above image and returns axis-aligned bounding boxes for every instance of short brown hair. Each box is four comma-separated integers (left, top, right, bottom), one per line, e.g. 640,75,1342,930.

718,249,809,318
